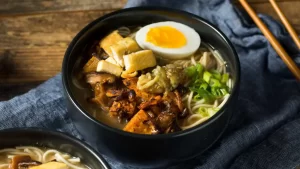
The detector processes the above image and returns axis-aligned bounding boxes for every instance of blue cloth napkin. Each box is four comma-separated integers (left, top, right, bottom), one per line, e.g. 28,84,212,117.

1,0,300,168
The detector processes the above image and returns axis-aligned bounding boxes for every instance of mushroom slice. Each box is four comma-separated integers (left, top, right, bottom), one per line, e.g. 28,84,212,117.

85,72,116,86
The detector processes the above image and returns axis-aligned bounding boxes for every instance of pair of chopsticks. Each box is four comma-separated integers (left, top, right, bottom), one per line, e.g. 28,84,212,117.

239,0,300,80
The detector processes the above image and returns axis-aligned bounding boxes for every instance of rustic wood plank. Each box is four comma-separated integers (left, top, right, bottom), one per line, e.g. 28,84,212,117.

0,10,114,84
235,1,300,33
0,48,65,83
0,0,127,16
0,10,113,50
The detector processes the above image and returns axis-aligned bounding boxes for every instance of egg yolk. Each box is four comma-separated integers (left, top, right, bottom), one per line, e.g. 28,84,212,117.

146,26,187,48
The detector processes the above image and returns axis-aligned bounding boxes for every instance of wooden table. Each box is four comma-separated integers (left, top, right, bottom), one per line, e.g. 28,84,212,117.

0,0,299,101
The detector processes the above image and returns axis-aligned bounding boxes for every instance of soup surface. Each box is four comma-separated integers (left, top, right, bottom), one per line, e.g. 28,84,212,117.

79,21,232,134
0,146,89,169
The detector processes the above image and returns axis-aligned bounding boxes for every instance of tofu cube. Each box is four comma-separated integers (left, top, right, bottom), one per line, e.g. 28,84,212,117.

110,37,140,67
105,57,118,65
83,56,99,73
99,31,123,57
123,50,156,73
97,60,123,77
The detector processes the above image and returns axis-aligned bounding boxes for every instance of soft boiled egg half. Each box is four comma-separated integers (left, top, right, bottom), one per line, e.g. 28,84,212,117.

135,21,201,59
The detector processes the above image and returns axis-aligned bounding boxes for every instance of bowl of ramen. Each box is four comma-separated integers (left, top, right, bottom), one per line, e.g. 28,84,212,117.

62,7,240,167
0,128,110,169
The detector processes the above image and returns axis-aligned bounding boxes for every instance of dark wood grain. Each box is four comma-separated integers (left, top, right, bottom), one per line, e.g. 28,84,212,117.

245,1,300,33
0,10,114,50
0,10,114,84
234,1,300,32
0,0,126,16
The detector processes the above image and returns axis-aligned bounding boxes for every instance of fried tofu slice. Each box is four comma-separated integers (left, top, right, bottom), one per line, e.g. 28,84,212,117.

99,31,123,57
105,57,118,65
83,56,99,73
123,50,156,73
29,162,69,169
110,37,140,67
123,110,157,134
96,60,123,77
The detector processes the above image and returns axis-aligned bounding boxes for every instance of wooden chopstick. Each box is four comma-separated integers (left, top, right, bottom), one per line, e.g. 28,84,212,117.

239,0,300,80
269,0,300,49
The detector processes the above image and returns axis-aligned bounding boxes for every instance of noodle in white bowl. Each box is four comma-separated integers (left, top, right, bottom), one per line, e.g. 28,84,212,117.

0,146,89,169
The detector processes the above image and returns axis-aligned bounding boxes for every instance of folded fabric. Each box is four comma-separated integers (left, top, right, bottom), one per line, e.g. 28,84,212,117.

1,0,300,169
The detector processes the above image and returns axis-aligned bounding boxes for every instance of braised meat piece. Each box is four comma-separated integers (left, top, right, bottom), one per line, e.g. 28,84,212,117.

85,72,116,86
174,90,184,112
109,100,136,119
155,113,176,131
90,83,109,111
123,77,155,102
106,89,138,120
139,96,162,110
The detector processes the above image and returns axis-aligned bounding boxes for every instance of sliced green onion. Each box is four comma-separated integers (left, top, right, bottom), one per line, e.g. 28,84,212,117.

220,88,228,95
211,70,221,80
185,64,204,79
221,73,229,83
211,87,222,96
203,71,212,83
185,66,197,77
190,87,214,101
200,83,208,90
185,64,230,103
209,78,221,87
196,64,204,76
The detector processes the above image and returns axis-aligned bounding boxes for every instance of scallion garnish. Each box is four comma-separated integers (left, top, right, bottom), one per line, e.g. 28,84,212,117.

185,63,230,102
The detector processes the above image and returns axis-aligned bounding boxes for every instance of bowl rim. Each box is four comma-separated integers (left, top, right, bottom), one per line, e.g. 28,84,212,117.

0,127,111,169
62,6,240,139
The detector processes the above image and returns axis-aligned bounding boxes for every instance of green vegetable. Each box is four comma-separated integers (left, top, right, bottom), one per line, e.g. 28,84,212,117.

185,64,203,78
221,73,229,83
209,78,221,87
203,71,212,83
212,87,225,97
220,88,228,95
184,63,230,102
190,87,214,101
211,70,222,80
200,82,208,90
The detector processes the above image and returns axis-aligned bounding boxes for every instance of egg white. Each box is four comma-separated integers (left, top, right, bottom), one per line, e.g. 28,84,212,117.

135,21,201,59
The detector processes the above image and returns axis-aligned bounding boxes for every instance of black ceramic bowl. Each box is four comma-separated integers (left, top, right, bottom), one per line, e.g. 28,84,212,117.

62,7,240,168
0,128,110,169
